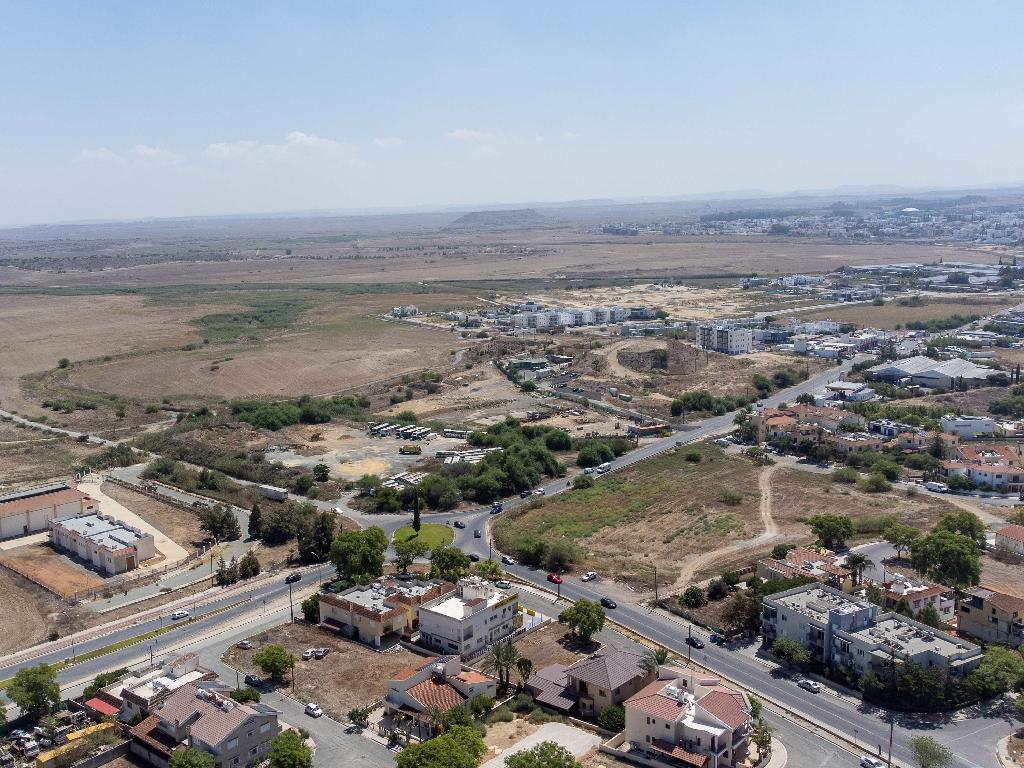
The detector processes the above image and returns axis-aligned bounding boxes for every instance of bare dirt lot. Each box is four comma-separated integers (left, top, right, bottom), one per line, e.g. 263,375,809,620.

0,543,106,598
0,421,102,487
100,482,208,552
804,295,1021,329
0,567,57,654
980,555,1024,599
223,621,415,720
512,622,596,669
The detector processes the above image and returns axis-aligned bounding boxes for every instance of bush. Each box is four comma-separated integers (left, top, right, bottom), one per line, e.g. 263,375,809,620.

719,490,742,506
707,579,729,600
485,707,514,724
681,585,707,608
684,449,702,463
509,693,535,713
598,705,625,732
573,474,594,490
832,467,859,484
858,473,892,493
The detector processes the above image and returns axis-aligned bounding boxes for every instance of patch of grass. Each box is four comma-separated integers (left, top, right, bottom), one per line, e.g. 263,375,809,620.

393,524,454,549
192,292,310,343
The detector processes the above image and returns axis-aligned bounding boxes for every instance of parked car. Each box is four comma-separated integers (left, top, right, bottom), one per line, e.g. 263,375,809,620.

583,467,595,475
237,640,253,650
453,520,466,529
547,573,563,584
581,571,597,582
473,529,482,538
285,572,302,584
9,731,29,741
860,758,885,768
170,610,190,620
501,555,517,565
314,648,330,659
797,678,820,693
244,674,264,688
468,553,481,562
396,571,415,581
490,502,503,514
495,580,512,589
534,488,545,495
709,633,723,645
600,597,617,609
302,648,316,660
686,636,705,649
520,490,533,498
304,703,323,718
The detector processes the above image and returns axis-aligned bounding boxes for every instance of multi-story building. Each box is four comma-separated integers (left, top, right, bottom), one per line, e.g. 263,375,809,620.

940,414,996,439
825,432,886,458
994,524,1024,557
0,483,97,540
762,585,981,678
417,576,521,656
623,667,753,768
564,648,654,717
50,512,156,575
958,588,1024,648
688,323,753,354
877,575,955,623
114,654,216,722
319,579,453,648
382,656,496,740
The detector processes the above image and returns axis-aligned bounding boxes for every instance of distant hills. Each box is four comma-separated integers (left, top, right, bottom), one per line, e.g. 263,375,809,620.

446,208,547,230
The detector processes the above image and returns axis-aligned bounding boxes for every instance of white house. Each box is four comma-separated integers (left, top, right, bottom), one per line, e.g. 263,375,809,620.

417,576,521,655
995,524,1024,557
940,414,995,439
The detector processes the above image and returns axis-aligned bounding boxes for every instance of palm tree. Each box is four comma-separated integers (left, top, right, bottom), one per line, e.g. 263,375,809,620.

481,640,521,690
421,705,447,736
639,647,670,674
845,553,874,587
516,657,534,689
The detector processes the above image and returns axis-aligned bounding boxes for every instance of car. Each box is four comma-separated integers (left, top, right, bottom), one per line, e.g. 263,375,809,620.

534,488,545,495
490,502,503,514
285,572,302,584
314,648,330,659
302,648,316,660
600,597,617,609
501,555,517,565
453,520,466,529
796,678,821,693
709,633,722,645
304,703,323,718
860,758,885,768
547,573,563,584
583,467,595,475
244,674,264,688
473,529,482,538
396,571,416,581
495,580,513,589
237,640,253,650
9,730,29,741
170,610,190,620
468,553,481,562
581,571,597,581
520,490,532,498
685,636,705,649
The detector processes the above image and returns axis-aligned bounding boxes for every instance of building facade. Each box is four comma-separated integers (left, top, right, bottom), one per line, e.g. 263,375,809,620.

417,576,521,655
0,483,96,540
50,512,155,574
958,588,1024,648
319,579,453,647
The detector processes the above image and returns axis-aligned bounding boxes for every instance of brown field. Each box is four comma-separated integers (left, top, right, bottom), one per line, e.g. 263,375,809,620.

0,567,57,654
223,622,414,721
897,386,1007,415
100,482,208,551
512,622,597,669
980,555,1024,599
804,295,1021,329
0,543,106,598
0,421,102,486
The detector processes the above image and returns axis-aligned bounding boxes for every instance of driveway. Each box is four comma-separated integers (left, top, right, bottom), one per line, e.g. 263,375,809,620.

481,722,602,768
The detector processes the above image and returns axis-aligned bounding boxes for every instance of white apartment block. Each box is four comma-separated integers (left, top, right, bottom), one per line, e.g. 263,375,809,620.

689,323,753,355
417,576,521,655
940,414,995,439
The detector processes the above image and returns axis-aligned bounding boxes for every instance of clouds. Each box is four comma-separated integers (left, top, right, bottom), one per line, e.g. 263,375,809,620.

444,128,488,142
372,136,405,148
203,131,359,165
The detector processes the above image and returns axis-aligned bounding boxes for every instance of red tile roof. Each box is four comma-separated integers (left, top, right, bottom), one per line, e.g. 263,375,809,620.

454,671,491,684
626,681,690,721
699,689,750,730
987,590,1024,614
406,678,466,711
649,739,709,767
0,488,90,516
997,524,1024,544
84,697,120,717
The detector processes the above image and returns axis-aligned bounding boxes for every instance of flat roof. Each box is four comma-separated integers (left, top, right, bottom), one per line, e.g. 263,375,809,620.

53,513,149,550
338,580,440,613
860,615,975,658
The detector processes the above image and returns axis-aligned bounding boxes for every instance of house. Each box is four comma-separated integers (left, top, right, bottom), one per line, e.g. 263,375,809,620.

762,585,981,678
876,575,955,623
382,656,496,739
940,454,1024,492
824,432,885,458
994,524,1024,557
417,576,522,656
940,414,995,439
565,648,655,717
623,668,753,768
319,579,454,648
958,588,1024,648
0,483,97,540
755,547,847,586
50,512,156,575
752,405,863,441
118,654,217,722
129,682,279,768
822,381,875,402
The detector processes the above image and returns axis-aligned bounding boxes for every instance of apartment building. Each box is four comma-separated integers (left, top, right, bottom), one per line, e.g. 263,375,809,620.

940,414,996,439
108,654,216,722
623,668,753,768
319,579,453,647
0,483,97,540
417,576,521,655
688,323,753,354
50,512,156,575
825,432,886,458
958,588,1024,648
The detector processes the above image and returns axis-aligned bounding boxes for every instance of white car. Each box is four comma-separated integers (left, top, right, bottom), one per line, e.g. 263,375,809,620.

301,648,316,660
304,703,323,718
170,610,190,621
581,571,598,582
534,488,546,495
495,580,513,589
796,678,820,693
860,758,885,768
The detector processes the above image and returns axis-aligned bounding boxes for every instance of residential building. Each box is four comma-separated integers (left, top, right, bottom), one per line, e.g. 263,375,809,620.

0,483,97,540
958,588,1024,648
825,432,886,458
755,547,847,586
623,667,753,768
117,654,217,722
688,323,753,354
876,575,955,623
50,512,155,575
762,585,981,677
822,380,876,402
525,647,654,717
940,414,996,439
417,576,521,655
319,579,454,647
382,656,496,740
129,682,279,768
994,524,1024,557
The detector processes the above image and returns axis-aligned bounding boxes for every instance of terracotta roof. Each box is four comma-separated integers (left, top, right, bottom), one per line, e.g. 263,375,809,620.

84,697,120,716
0,487,90,516
454,671,491,684
626,680,690,721
698,689,750,730
406,678,466,711
392,664,423,682
986,590,1024,615
153,683,273,748
649,739,708,767
996,524,1024,544
565,648,648,690
130,715,179,756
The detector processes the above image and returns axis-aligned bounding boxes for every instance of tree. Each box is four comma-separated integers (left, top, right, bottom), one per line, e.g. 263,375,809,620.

169,748,215,768
312,463,330,483
253,645,294,682
248,503,263,539
706,579,730,601
771,543,795,560
858,473,892,494
300,592,320,623
722,592,761,634
481,641,520,689
516,657,534,689
770,637,810,667
670,399,684,417
355,474,381,494
82,668,130,698
429,545,472,583
214,555,231,586
808,514,854,550
844,553,874,586
412,502,421,533
473,558,503,581
57,357,70,369
230,687,260,703
934,510,987,548
505,741,581,768
751,719,773,760
748,696,762,720
396,726,484,768
558,599,605,642
681,585,707,608
268,729,313,768
964,646,1024,699
915,602,942,629
298,511,335,563
330,527,387,583
393,537,428,573
598,705,625,732
520,380,537,392
910,736,953,768
884,521,919,561
198,505,241,542
8,663,61,722
572,473,594,490
640,647,670,674
910,530,981,590
238,550,261,579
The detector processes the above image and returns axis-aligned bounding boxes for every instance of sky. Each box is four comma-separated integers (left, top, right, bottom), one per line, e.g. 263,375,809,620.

1,2,1023,226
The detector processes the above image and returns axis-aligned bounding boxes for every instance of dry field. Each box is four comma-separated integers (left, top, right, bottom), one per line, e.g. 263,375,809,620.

803,296,1021,329
897,386,1007,416
512,622,597,669
0,421,102,487
980,555,1024,599
0,543,106,598
0,567,57,654
223,622,414,721
100,482,208,552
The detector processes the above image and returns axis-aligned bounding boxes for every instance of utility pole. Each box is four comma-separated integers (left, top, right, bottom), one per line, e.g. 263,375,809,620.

886,713,894,768
291,658,296,693
687,626,692,663
288,583,295,622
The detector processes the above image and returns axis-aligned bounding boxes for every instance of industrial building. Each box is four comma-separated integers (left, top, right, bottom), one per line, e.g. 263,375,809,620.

50,511,156,575
0,483,96,540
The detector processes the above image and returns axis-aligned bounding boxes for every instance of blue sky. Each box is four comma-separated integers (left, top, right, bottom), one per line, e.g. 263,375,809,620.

1,2,1022,225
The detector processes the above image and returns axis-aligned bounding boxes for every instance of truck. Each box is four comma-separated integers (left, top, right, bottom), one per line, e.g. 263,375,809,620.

258,484,289,501
399,444,422,455
924,481,949,493
618,393,633,402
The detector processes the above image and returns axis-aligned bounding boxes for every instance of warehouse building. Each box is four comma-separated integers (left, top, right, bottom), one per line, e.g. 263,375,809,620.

50,512,156,575
0,482,97,540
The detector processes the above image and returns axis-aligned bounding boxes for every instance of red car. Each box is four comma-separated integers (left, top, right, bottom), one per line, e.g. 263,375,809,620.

547,573,563,584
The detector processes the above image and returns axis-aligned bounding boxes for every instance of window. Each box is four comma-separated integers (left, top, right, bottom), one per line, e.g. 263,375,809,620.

226,739,239,751
259,724,271,735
